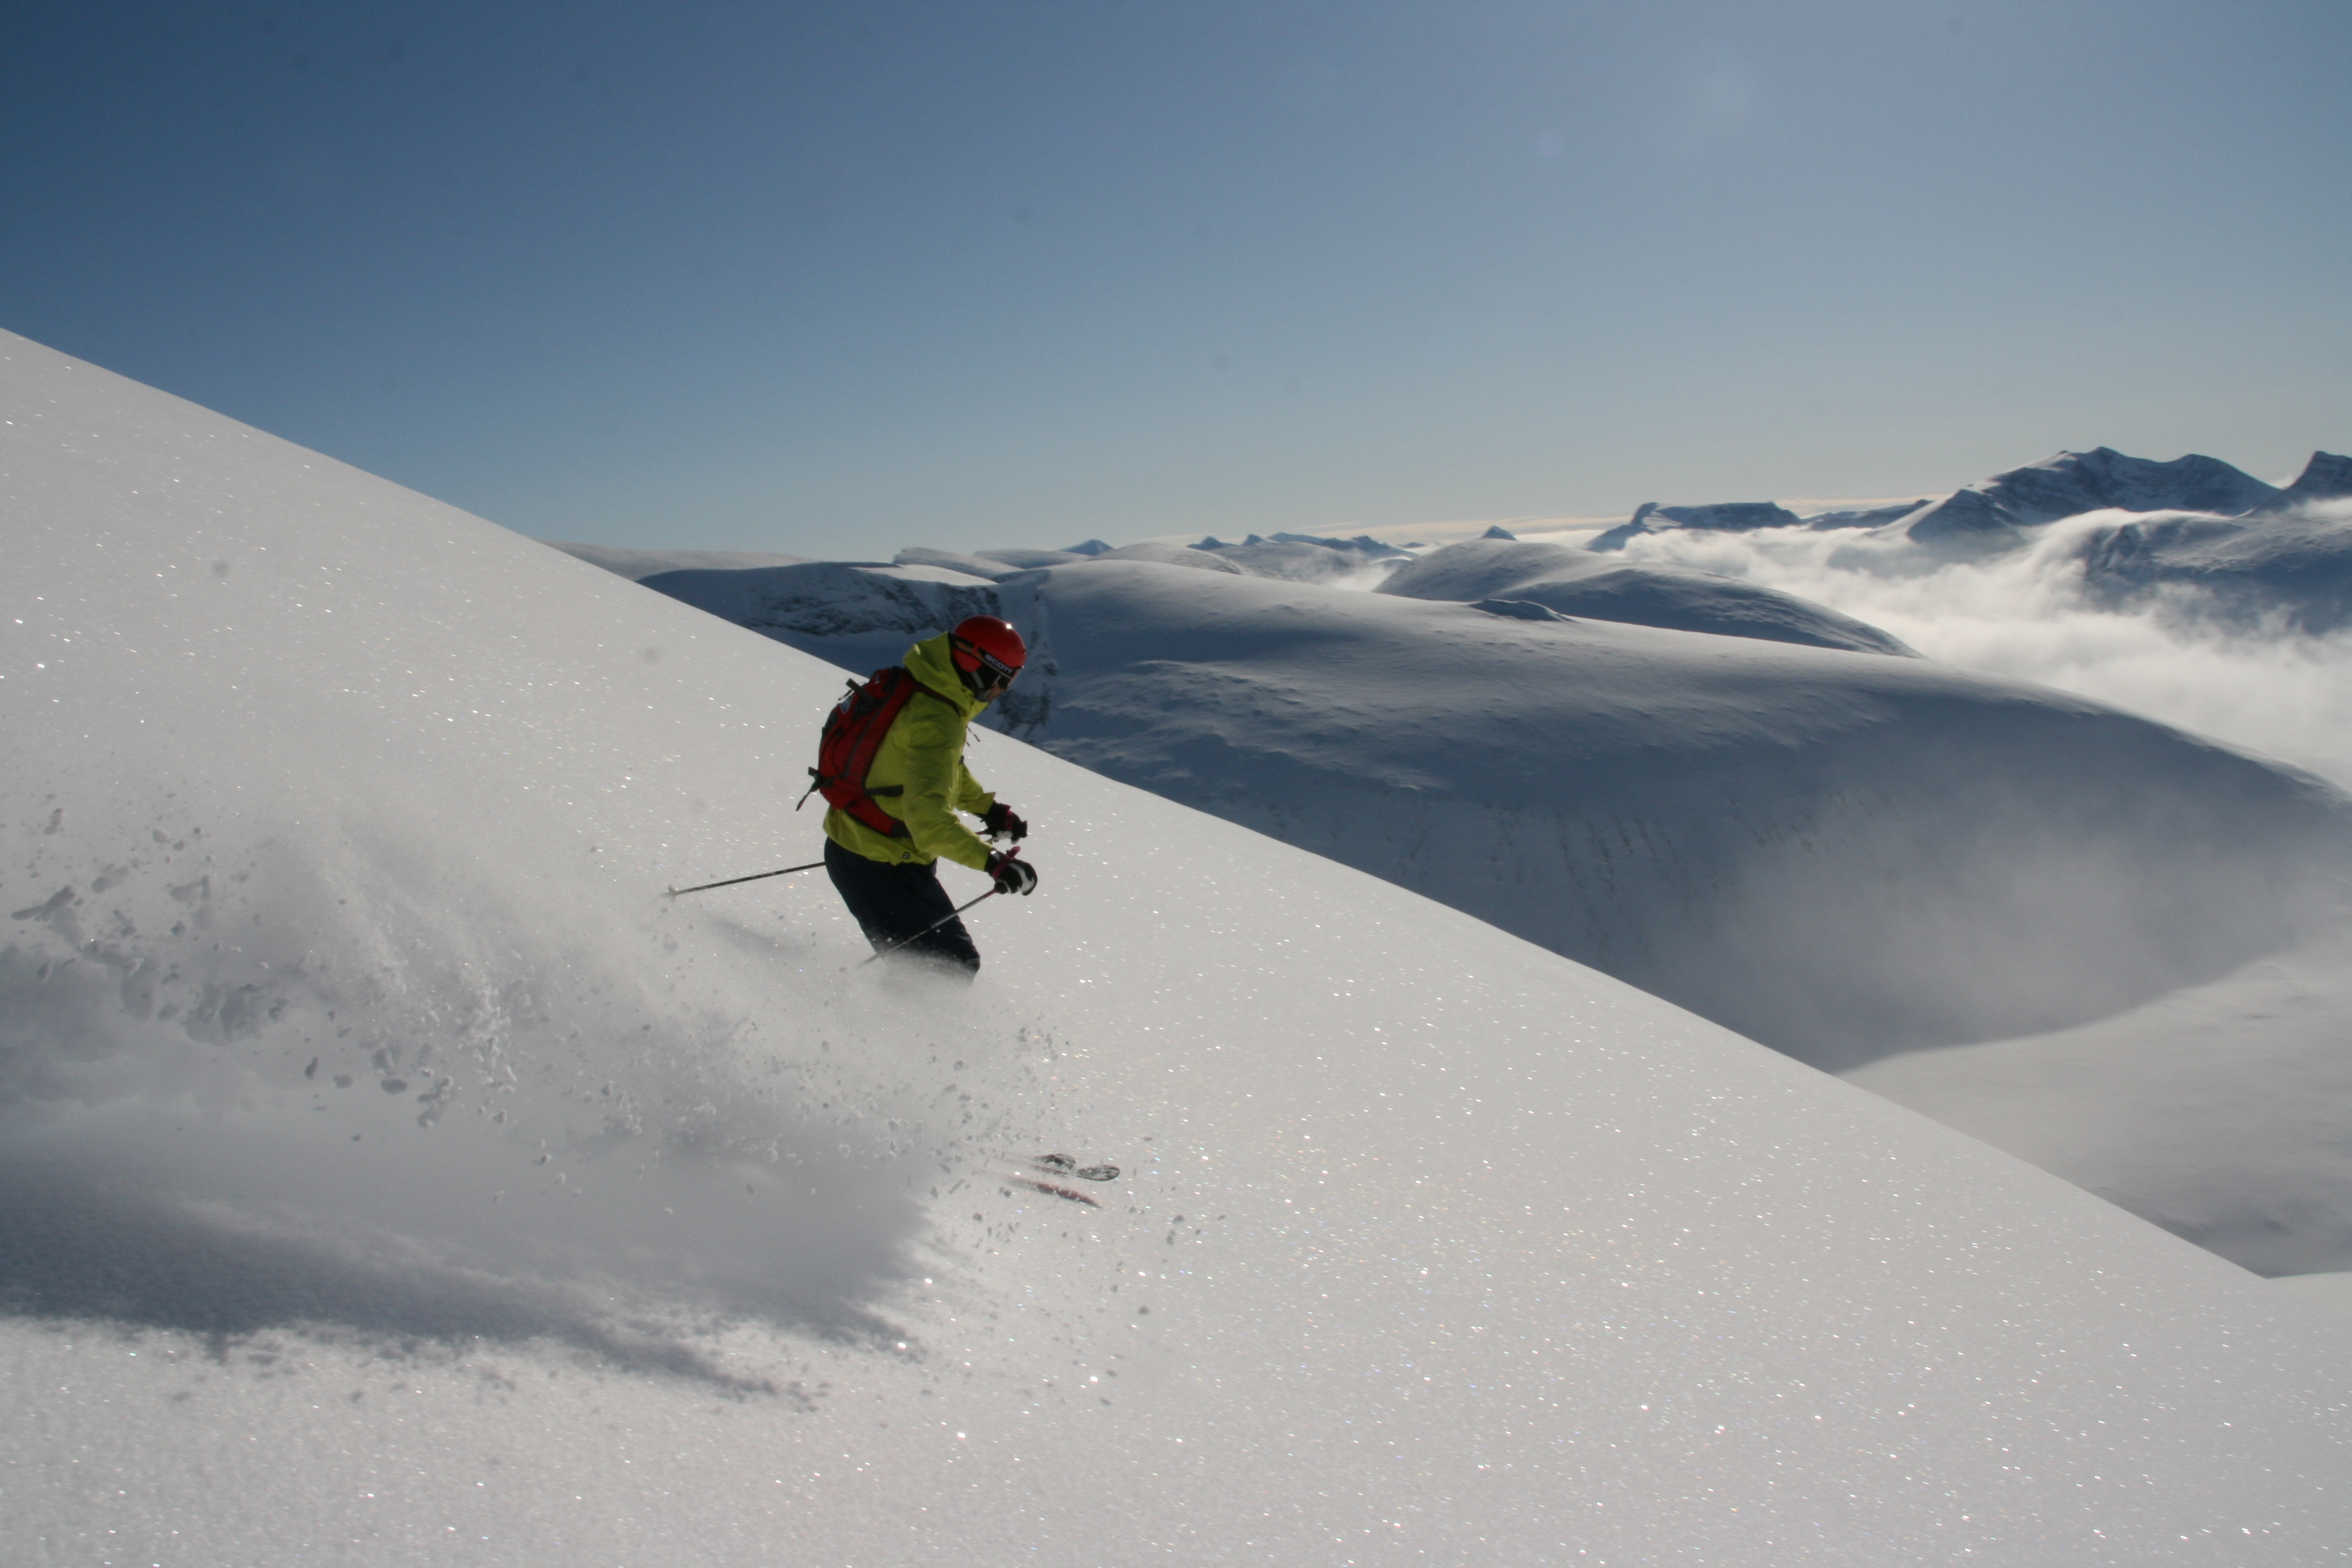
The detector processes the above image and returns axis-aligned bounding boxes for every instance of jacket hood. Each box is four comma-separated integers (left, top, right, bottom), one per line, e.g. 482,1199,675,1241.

903,633,986,720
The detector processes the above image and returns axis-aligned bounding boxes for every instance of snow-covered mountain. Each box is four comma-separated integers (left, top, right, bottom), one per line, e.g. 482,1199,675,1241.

1884,448,2292,549
1378,536,1918,655
1182,531,1414,583
627,546,2352,1274
2071,501,2352,634
645,552,2348,1068
2279,449,2352,505
1578,446,2348,557
1590,500,1807,550
1792,498,1938,531
10,330,2352,1563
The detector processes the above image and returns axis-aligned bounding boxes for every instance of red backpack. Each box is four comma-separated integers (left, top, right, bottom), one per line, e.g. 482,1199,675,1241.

799,667,953,837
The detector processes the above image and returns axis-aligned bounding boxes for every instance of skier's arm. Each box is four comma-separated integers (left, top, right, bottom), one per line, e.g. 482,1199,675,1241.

895,700,996,871
953,765,995,820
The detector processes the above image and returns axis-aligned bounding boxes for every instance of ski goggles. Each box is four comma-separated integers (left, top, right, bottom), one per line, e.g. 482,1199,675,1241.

953,640,1021,697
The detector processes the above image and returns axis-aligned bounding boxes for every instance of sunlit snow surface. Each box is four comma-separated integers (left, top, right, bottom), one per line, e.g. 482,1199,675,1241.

4,330,2351,1563
642,539,2352,1277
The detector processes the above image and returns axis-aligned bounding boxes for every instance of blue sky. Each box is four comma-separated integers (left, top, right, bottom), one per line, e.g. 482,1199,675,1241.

5,1,2346,558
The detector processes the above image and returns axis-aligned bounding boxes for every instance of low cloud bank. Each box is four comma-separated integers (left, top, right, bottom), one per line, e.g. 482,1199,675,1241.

1609,501,2352,791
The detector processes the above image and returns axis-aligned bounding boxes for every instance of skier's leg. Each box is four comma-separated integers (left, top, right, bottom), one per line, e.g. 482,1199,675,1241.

825,838,982,977
890,866,982,975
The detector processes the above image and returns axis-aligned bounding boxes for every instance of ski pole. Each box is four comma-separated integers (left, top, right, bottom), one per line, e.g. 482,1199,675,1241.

857,889,998,967
665,860,825,898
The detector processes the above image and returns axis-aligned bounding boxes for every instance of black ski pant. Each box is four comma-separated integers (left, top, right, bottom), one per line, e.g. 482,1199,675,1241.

825,837,982,978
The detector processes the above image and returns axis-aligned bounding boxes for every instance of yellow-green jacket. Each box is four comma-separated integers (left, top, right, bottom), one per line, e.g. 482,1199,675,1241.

822,633,1001,871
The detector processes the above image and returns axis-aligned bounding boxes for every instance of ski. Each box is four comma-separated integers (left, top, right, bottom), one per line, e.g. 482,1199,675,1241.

1013,1175,1104,1206
984,1153,1122,1207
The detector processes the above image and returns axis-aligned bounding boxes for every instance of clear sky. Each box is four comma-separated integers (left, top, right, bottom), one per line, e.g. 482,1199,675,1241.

5,1,2346,558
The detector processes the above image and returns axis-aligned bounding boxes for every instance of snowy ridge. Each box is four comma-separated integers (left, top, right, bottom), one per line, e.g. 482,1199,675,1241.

639,558,1007,673
8,329,2352,1561
543,540,814,581
1885,448,2290,549
893,544,1060,580
893,541,1114,579
1379,535,1918,655
1572,446,2347,557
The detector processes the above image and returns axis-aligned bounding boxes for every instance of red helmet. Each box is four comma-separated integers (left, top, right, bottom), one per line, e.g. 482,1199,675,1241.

947,615,1026,699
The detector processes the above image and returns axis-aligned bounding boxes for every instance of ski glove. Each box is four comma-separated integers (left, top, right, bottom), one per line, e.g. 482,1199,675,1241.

982,802,1028,841
986,851,1038,897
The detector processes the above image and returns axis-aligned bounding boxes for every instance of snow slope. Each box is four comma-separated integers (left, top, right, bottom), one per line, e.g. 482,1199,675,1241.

1846,923,2352,1278
7,333,2352,1563
972,564,2352,1068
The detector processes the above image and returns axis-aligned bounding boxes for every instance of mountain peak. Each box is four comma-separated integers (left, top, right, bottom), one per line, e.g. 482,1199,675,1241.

2279,451,2352,503
1895,446,2285,547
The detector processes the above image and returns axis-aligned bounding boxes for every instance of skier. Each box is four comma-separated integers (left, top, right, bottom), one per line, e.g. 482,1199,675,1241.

820,615,1037,976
